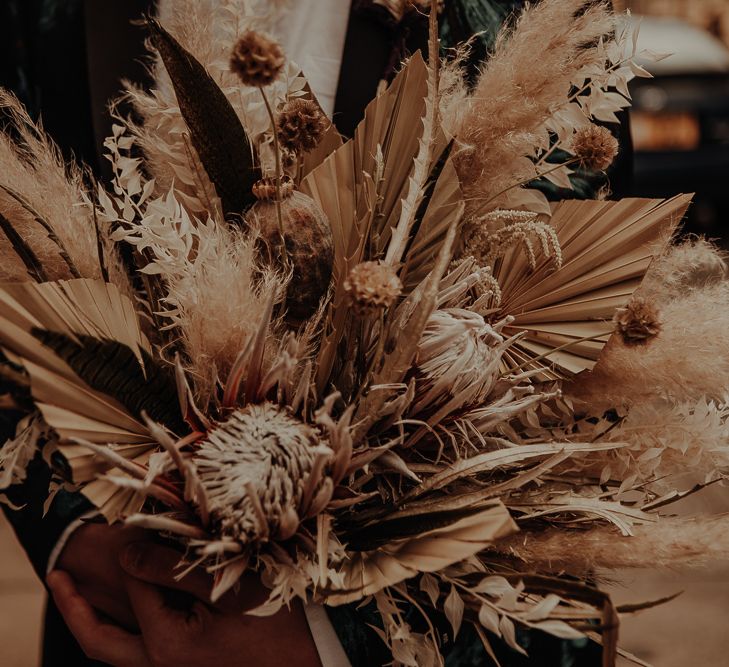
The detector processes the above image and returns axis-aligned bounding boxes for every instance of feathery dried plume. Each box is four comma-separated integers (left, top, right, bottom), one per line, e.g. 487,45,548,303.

230,30,285,87
570,281,729,408
497,516,729,574
613,297,662,345
640,237,728,302
570,124,619,171
0,91,106,282
344,261,403,316
461,211,562,270
108,183,284,401
194,403,332,543
454,0,616,215
277,98,329,154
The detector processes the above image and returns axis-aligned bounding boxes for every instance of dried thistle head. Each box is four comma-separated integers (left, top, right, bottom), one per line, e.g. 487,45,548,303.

193,403,332,543
614,297,662,345
277,99,329,154
344,261,402,316
230,31,285,87
570,124,619,171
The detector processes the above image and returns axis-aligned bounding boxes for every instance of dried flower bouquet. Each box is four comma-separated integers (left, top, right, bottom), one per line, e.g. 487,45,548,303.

1,1,729,665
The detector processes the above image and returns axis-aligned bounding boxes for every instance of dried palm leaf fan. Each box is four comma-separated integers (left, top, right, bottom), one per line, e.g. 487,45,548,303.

493,195,693,379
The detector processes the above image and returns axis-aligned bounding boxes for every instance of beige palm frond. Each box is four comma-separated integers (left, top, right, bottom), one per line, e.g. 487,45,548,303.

492,195,693,380
302,52,434,390
0,279,159,521
324,501,517,605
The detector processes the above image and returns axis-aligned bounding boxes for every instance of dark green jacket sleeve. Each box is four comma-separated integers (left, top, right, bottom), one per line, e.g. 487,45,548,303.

2,454,92,580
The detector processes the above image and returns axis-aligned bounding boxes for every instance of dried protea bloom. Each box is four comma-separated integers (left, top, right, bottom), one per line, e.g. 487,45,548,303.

614,297,662,345
193,403,332,543
411,308,516,415
570,124,619,171
230,31,285,87
249,186,333,321
277,99,329,154
344,261,402,316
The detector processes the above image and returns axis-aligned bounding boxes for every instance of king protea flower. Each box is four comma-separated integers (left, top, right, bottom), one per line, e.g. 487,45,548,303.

411,308,522,417
194,403,333,543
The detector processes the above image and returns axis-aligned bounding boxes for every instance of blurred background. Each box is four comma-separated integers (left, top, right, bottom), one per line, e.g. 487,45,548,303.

627,0,729,244
1,1,729,666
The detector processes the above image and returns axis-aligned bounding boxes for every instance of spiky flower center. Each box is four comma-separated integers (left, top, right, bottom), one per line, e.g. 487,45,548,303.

412,309,510,414
194,403,330,543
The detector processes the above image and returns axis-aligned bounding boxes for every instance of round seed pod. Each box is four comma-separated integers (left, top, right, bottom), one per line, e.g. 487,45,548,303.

250,179,334,321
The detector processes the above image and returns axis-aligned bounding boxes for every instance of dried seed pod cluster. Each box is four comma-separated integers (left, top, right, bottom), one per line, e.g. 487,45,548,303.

249,185,334,321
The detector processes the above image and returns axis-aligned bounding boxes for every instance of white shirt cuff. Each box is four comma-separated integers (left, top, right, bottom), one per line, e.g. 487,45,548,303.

304,603,352,667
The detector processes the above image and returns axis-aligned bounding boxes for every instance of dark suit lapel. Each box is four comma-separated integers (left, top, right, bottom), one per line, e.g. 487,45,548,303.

333,1,429,138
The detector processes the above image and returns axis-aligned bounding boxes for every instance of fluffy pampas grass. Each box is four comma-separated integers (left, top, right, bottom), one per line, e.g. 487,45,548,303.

496,516,729,574
569,240,729,408
123,0,293,217
0,92,102,281
169,223,284,401
453,0,615,215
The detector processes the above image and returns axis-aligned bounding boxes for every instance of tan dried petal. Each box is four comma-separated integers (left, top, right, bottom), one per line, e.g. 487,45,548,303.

277,99,330,154
230,31,285,87
614,297,662,345
570,124,619,171
344,261,403,316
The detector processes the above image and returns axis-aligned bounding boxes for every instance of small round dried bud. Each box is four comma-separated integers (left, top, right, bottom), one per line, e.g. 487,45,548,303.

570,124,619,171
230,31,285,87
614,297,662,345
252,175,295,201
277,98,329,153
344,261,402,316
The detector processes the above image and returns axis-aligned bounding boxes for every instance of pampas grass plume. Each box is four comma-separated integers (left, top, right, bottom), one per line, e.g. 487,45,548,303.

0,91,101,281
497,516,729,574
454,0,615,215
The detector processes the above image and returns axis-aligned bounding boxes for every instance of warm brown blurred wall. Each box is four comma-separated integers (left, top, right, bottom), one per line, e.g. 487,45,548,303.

628,0,729,46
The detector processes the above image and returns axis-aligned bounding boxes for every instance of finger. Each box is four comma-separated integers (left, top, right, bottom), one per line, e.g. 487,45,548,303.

121,542,268,612
124,573,209,663
47,571,150,667
121,542,214,601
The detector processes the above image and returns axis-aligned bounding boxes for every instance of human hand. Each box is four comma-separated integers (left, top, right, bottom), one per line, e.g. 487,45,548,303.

54,521,147,630
47,542,323,667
